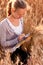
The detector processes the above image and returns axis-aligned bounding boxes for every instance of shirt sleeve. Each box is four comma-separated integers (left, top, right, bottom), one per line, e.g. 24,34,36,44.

0,25,19,48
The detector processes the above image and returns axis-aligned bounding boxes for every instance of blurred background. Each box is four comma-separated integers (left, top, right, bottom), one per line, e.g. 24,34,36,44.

0,0,43,65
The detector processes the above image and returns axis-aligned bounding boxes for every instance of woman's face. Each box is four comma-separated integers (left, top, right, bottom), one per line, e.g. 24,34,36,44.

11,8,26,19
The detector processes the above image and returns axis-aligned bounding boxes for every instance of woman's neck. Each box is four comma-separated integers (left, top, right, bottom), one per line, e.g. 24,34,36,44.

8,15,18,22
10,15,17,20
7,15,20,26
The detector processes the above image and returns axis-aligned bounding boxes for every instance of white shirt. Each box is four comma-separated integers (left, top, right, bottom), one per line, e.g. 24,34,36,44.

7,17,23,35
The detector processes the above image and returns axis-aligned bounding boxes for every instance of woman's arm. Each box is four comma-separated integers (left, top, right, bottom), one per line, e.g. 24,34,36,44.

0,25,19,48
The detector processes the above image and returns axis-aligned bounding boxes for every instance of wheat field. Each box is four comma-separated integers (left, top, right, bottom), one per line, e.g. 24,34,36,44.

0,0,43,65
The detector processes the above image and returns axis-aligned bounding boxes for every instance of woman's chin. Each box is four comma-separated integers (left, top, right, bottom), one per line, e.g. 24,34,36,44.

17,17,21,19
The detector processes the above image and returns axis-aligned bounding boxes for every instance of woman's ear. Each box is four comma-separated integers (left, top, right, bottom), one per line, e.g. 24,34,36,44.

11,8,16,12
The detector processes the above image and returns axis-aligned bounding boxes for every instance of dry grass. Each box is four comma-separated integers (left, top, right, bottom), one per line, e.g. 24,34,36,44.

0,0,43,65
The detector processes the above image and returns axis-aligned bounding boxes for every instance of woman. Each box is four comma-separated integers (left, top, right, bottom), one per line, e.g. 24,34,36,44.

0,0,31,63
0,0,27,52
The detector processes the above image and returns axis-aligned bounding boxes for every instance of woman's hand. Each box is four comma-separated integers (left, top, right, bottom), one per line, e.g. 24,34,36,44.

18,33,25,41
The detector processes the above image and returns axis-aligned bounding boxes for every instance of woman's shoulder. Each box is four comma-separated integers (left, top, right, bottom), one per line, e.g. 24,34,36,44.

0,18,8,29
0,18,7,25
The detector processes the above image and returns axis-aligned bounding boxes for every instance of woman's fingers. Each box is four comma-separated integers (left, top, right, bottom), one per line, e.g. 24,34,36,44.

18,33,25,41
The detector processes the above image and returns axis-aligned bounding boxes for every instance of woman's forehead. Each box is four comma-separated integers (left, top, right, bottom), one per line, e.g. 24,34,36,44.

11,7,26,14
17,8,26,12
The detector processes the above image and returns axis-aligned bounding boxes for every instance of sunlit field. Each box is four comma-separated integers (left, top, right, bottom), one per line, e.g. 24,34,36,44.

0,0,43,65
